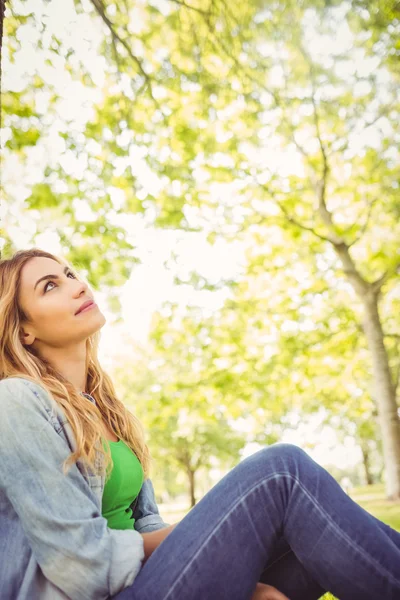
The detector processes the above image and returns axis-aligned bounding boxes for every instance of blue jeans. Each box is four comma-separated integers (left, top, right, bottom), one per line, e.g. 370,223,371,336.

112,443,400,600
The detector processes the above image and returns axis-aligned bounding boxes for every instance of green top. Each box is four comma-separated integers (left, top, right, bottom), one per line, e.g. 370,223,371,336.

101,438,144,530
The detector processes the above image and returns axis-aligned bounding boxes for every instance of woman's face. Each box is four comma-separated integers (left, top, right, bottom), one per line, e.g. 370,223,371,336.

18,256,106,350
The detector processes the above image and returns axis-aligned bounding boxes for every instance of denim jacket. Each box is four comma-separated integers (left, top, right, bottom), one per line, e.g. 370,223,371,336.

0,377,170,600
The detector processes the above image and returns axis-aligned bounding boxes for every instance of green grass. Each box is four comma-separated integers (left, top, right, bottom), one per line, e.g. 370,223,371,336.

320,484,400,600
350,483,400,530
161,483,400,600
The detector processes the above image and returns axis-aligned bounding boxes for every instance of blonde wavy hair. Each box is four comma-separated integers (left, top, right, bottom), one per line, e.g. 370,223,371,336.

0,248,152,482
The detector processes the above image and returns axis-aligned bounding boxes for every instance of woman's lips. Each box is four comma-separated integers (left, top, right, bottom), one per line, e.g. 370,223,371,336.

76,302,97,315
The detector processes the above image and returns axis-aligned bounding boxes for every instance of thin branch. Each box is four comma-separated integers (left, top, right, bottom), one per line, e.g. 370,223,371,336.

299,45,331,221
88,0,160,108
217,0,243,31
191,5,280,106
348,198,379,248
395,364,400,396
168,0,213,17
257,185,370,295
277,200,334,244
309,68,328,172
372,260,400,294
252,177,337,244
298,45,355,281
0,0,6,131
297,43,378,296
277,53,314,167
387,347,400,396
328,103,394,159
111,32,120,70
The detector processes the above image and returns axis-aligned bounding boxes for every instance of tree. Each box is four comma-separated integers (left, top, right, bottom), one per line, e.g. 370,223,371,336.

2,0,400,496
114,316,249,507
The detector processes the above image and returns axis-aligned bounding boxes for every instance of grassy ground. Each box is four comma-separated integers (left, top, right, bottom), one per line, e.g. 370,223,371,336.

321,484,400,600
160,483,400,599
350,483,400,530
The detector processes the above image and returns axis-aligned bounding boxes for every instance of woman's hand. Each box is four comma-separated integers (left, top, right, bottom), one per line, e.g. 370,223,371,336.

140,523,178,564
250,582,290,600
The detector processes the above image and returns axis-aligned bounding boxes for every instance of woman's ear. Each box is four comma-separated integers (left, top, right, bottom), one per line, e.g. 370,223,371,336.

20,327,35,346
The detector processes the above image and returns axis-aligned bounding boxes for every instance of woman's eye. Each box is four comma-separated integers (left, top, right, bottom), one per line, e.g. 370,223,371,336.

44,271,76,293
43,282,54,293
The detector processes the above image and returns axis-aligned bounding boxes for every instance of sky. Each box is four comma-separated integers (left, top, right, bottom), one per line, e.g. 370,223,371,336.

1,0,369,473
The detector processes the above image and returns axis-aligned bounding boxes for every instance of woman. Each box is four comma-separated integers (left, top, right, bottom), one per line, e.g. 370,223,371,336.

0,248,399,600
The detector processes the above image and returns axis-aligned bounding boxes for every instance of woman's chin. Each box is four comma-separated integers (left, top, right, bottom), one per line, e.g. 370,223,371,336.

85,313,107,336
95,313,107,330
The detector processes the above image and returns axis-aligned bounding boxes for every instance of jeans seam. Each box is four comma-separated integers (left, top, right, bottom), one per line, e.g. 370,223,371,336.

289,474,400,587
161,473,290,600
162,470,400,599
260,548,292,575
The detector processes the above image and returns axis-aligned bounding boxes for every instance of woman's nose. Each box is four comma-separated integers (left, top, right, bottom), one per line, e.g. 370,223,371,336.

74,280,89,297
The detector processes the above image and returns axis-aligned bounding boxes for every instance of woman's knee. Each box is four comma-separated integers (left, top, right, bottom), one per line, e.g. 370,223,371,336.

259,442,310,469
239,443,312,482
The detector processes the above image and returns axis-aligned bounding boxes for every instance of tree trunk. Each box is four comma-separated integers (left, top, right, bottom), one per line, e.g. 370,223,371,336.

0,0,6,121
360,445,374,486
361,292,400,499
0,1,5,61
188,468,196,508
330,240,400,499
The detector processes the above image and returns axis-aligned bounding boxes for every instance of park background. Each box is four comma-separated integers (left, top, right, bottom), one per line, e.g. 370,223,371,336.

1,1,399,597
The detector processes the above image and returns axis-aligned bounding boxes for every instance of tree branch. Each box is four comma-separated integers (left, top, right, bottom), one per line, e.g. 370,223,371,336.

168,0,213,17
395,364,400,396
299,48,332,226
255,178,329,243
88,0,160,107
333,242,372,295
328,102,394,159
0,0,6,130
256,175,370,296
277,54,316,172
276,200,334,244
371,260,400,294
184,2,280,107
348,198,379,248
293,48,375,296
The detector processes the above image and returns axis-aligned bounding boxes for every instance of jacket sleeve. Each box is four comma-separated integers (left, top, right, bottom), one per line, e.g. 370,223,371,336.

0,378,145,600
133,477,171,532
